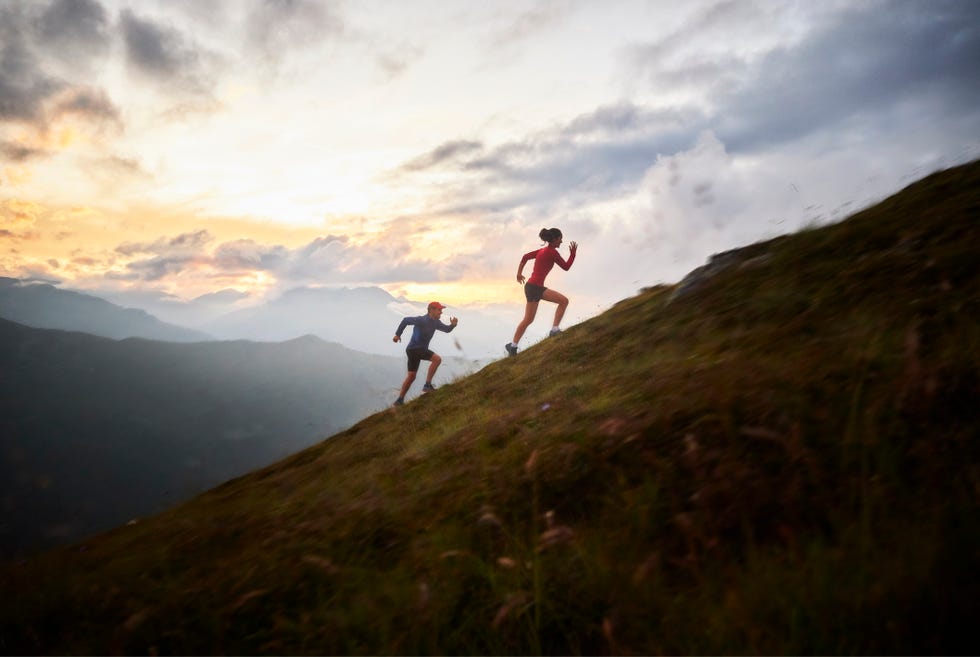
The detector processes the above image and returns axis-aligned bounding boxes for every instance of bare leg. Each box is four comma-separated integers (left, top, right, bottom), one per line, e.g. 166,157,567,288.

512,301,539,344
541,288,568,327
398,370,417,398
425,354,442,384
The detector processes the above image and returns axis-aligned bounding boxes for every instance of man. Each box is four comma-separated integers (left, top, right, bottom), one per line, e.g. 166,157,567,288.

392,301,458,406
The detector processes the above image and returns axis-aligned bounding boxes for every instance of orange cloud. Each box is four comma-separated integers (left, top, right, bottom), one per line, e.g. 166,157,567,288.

1,199,42,227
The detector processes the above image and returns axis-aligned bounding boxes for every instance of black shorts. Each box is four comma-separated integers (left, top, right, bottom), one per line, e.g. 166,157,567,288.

524,283,547,302
406,347,435,372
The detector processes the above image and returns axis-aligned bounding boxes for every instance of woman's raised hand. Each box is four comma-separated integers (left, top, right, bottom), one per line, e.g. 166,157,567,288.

569,241,578,251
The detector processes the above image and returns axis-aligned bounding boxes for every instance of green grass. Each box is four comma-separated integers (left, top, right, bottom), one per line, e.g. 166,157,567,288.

2,161,979,655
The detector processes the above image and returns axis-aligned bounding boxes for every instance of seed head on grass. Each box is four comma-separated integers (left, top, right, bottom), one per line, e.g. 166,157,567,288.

492,592,530,629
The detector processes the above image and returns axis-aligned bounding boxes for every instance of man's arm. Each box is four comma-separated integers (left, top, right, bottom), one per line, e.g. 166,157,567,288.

393,316,416,342
438,316,459,332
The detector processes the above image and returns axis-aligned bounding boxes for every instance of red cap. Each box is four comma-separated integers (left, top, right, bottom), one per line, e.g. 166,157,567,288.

427,301,446,310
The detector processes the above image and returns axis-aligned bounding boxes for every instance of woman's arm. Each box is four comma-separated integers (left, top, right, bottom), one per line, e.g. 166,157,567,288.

516,250,536,283
554,243,577,270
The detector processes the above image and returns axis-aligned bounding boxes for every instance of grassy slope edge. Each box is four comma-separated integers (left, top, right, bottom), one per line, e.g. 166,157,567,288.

2,161,978,655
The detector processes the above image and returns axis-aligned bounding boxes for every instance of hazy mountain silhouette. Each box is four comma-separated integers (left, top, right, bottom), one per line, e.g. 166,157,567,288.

0,278,211,342
99,287,251,329
0,318,409,558
197,285,517,359
200,286,398,352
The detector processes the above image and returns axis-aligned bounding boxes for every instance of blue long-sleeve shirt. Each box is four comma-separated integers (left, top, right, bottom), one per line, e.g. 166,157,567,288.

396,314,455,350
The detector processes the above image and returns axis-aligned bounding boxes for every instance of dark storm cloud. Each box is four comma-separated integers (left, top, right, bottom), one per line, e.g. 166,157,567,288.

110,230,437,286
52,86,120,125
213,239,291,271
631,0,980,154
401,140,484,172
37,0,111,67
396,103,698,214
120,9,219,94
0,1,114,124
399,0,980,218
122,254,205,281
0,4,63,123
729,1,979,152
116,230,219,282
1,140,45,162
488,0,574,48
116,230,214,257
0,0,119,163
207,233,444,285
246,0,345,56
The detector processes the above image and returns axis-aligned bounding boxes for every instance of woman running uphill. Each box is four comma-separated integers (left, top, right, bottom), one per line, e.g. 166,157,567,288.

505,227,577,356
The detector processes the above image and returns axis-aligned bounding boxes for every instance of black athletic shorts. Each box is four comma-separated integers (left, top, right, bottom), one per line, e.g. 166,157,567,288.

524,283,547,302
406,347,435,372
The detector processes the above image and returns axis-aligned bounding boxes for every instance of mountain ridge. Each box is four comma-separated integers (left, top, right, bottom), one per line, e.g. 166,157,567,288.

0,278,213,343
2,161,978,654
0,317,418,558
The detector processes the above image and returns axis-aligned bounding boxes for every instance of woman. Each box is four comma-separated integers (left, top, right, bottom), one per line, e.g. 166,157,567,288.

505,227,577,356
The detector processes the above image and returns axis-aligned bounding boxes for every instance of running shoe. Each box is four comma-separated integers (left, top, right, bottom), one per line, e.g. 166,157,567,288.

549,328,562,337
505,343,518,357
422,383,436,393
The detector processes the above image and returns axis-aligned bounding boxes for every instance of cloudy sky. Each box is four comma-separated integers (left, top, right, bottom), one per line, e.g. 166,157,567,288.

2,0,978,324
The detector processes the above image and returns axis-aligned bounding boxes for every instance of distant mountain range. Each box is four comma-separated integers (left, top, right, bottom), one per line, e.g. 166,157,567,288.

0,276,511,557
0,317,411,558
2,273,520,360
127,285,519,360
0,277,211,342
199,285,413,354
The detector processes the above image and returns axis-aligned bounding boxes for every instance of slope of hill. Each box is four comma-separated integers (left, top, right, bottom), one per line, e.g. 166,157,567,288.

0,279,212,342
2,161,978,654
0,325,411,558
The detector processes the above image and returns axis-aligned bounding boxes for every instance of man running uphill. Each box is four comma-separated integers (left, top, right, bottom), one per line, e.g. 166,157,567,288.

392,301,458,406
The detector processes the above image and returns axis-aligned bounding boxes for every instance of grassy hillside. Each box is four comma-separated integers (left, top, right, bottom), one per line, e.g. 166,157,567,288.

2,161,978,655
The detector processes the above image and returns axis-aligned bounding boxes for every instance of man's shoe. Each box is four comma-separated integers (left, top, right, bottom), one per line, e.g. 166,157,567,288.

422,383,436,393
393,397,404,406
549,328,562,337
505,343,518,357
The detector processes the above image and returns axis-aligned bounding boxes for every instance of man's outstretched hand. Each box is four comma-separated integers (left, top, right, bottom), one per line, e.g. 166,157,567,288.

450,316,459,326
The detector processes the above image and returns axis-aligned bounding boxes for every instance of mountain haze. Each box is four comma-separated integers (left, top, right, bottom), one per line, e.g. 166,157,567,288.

2,162,978,654
198,285,518,360
0,323,412,558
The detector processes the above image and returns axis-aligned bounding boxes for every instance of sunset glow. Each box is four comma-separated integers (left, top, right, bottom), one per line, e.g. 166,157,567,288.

1,0,977,323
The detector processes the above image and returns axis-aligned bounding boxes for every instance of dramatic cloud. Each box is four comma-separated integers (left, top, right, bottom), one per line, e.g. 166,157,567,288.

116,229,215,257
2,0,978,317
37,0,112,71
1,141,45,163
400,140,484,172
712,0,980,153
393,0,980,226
245,0,345,62
486,0,575,48
120,8,220,95
0,4,64,124
109,229,447,289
